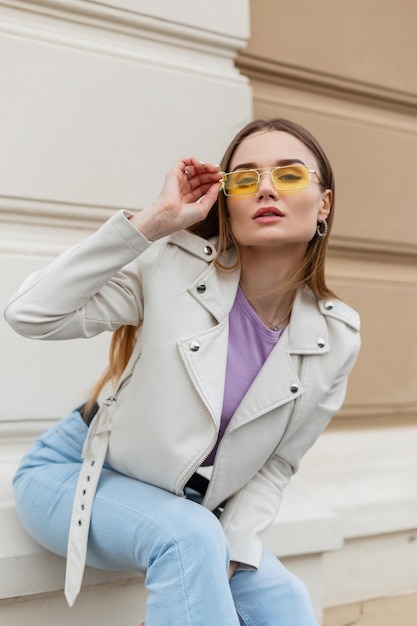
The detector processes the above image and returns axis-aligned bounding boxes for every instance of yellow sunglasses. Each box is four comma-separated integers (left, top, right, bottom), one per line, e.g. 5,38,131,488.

221,165,321,196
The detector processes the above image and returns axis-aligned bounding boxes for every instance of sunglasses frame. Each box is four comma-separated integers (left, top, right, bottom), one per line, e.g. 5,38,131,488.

221,165,322,196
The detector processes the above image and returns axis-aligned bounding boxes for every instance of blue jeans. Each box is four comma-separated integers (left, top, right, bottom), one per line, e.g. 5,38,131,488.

13,411,318,625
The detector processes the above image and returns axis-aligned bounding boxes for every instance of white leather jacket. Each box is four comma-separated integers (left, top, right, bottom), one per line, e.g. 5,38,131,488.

5,210,361,604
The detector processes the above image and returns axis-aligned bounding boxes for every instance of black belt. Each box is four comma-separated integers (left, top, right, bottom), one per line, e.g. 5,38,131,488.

185,472,223,517
78,401,99,427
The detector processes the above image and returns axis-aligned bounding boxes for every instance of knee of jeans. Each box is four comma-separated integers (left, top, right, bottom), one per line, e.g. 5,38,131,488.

169,502,230,562
285,571,313,606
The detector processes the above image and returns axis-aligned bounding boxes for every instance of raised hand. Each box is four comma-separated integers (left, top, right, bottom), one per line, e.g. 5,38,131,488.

129,157,223,242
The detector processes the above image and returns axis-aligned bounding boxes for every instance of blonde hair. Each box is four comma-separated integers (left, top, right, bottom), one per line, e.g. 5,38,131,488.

86,118,336,410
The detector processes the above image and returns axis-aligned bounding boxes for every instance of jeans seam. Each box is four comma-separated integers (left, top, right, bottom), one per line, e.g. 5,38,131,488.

233,599,252,626
93,491,195,626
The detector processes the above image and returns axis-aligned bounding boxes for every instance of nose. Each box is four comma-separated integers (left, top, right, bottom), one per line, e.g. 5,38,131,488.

256,171,279,199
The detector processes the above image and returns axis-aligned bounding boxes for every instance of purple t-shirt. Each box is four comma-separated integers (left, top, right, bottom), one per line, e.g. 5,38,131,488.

202,287,285,466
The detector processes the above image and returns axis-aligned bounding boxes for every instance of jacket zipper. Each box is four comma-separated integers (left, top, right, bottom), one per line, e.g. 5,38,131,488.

177,342,219,492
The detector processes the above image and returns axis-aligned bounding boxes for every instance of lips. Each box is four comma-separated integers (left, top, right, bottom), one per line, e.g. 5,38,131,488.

253,207,284,219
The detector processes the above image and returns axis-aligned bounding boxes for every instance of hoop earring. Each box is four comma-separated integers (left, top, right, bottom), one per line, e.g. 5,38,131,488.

317,219,328,238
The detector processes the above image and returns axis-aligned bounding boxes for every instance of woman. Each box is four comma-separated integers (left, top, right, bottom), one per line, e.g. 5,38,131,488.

5,118,360,625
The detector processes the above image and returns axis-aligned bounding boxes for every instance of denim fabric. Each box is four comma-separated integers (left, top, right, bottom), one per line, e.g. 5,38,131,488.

13,411,318,625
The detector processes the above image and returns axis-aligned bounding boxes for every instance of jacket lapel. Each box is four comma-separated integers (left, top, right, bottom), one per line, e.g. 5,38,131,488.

177,255,240,427
188,261,240,323
175,231,330,429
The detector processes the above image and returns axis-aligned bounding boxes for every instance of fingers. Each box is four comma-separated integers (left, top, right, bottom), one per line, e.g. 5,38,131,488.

180,159,223,205
143,156,222,236
197,180,222,208
181,156,221,175
180,157,222,186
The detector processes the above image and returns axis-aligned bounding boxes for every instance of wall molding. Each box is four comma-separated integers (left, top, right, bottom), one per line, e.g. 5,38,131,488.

1,0,247,48
1,403,416,447
0,195,118,254
237,54,417,117
0,194,118,229
336,402,417,424
328,236,417,265
3,195,417,265
0,419,54,446
3,194,417,263
0,0,248,83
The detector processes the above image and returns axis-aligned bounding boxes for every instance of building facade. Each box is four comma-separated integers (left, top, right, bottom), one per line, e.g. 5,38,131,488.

239,2,417,623
1,1,416,624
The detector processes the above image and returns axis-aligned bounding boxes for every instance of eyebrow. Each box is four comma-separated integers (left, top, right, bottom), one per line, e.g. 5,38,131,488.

232,158,306,171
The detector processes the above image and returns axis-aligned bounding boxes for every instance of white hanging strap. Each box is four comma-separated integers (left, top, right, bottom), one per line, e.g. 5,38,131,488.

64,399,114,606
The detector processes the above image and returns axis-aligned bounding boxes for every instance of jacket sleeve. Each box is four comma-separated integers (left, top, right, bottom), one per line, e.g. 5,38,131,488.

220,329,361,569
4,211,156,340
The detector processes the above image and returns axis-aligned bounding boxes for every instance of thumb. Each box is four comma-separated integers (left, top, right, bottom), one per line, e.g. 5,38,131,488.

198,181,222,210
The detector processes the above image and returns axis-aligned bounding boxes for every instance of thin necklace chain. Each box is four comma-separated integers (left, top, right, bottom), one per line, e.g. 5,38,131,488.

239,281,294,331
257,311,289,331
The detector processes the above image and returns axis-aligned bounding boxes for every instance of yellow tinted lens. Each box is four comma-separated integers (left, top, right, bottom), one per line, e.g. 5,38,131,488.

224,170,259,196
271,165,310,190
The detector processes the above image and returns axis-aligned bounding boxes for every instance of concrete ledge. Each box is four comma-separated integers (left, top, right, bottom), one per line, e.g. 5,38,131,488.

261,481,343,558
3,429,416,624
0,469,340,599
324,591,417,626
0,461,142,601
0,503,142,600
0,453,340,626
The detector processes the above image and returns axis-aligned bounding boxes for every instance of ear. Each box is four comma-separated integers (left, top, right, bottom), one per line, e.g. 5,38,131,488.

317,189,332,221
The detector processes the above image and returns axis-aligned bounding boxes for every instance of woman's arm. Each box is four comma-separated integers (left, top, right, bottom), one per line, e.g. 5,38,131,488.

4,158,222,340
4,211,151,338
220,331,361,570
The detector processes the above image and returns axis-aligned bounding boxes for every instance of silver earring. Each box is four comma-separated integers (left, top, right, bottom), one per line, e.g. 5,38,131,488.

317,219,328,238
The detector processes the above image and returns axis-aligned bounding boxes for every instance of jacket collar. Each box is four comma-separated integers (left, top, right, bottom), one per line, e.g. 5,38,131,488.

181,246,330,425
168,230,219,261
287,285,329,355
184,239,329,357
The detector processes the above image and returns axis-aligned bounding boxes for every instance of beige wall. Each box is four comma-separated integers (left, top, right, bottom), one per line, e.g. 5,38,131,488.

238,0,417,427
239,2,417,613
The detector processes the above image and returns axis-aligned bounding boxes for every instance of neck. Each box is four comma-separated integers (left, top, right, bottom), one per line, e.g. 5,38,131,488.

238,248,301,330
238,245,303,294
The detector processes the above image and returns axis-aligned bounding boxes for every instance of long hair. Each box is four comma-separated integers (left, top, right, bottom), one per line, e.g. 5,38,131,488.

86,118,336,409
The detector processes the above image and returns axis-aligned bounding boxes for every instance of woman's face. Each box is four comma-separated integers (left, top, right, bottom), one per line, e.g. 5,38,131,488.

225,130,332,254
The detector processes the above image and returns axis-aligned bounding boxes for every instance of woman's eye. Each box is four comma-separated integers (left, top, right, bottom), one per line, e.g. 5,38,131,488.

280,173,301,181
278,167,302,180
237,176,257,185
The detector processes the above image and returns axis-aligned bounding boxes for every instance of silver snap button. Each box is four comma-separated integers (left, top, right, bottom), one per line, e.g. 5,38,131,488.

189,341,200,352
290,384,299,393
317,338,326,348
197,284,206,293
324,300,334,310
203,246,213,255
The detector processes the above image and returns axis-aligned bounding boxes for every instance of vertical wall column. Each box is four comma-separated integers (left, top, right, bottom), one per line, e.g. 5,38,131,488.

0,0,252,436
